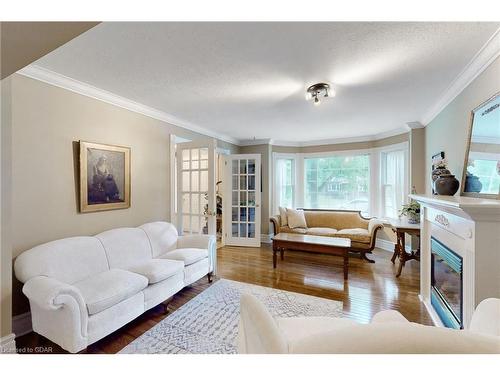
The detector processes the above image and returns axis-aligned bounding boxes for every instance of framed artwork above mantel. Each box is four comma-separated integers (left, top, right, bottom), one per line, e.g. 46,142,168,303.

79,141,131,212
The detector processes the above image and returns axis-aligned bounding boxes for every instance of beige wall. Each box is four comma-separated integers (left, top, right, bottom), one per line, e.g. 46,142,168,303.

409,128,426,195
9,74,233,316
425,56,500,194
239,144,272,236
1,76,13,337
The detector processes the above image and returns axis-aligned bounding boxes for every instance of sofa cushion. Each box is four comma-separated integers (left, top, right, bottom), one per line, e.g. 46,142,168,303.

139,222,178,258
14,236,108,285
160,248,208,266
280,226,307,234
287,209,307,229
304,210,369,230
128,259,184,284
279,207,288,226
334,228,371,244
73,269,148,315
96,228,153,269
306,227,338,236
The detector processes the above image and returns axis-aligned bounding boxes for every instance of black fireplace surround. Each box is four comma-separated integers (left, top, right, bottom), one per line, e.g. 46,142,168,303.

430,237,464,329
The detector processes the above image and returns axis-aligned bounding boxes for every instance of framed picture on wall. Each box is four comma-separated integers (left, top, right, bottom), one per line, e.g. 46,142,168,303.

79,141,131,212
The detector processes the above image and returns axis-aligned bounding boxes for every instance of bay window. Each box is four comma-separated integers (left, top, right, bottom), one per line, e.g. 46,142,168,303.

272,142,408,219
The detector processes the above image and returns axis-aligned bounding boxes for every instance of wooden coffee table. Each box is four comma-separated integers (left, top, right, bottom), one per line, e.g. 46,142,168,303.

272,233,351,280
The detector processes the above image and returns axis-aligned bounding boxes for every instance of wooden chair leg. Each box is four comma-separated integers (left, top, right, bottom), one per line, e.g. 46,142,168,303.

360,251,376,263
390,245,398,263
396,255,405,278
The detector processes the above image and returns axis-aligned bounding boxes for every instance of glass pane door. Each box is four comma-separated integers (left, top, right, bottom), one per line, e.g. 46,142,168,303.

224,154,261,247
177,140,216,236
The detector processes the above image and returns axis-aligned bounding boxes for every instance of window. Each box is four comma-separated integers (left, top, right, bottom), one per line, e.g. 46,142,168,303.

273,156,295,212
272,142,408,218
467,153,500,194
304,154,370,215
381,149,407,218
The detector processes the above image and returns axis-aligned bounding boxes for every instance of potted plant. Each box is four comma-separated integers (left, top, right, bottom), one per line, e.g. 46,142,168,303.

399,201,421,224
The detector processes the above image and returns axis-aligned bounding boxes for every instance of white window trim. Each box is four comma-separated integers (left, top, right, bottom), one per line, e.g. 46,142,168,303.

272,141,409,218
376,141,410,219
272,152,298,213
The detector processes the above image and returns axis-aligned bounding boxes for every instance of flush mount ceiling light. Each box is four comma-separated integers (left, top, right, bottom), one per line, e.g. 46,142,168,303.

306,83,334,106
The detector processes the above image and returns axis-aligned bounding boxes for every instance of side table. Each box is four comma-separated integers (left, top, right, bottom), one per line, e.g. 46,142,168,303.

388,218,421,277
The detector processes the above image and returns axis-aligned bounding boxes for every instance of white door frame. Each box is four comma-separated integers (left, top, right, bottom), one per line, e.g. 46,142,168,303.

222,153,261,247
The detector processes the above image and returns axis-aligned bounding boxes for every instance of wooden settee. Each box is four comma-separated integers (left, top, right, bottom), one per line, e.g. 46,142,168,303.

270,209,384,263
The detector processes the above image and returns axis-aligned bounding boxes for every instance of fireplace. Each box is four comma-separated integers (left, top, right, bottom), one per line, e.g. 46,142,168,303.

431,237,463,329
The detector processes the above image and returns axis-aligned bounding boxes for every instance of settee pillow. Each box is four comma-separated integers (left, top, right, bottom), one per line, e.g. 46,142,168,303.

279,206,288,226
287,209,307,229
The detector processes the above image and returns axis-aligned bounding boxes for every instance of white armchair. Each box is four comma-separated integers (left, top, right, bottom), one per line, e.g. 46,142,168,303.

238,294,500,354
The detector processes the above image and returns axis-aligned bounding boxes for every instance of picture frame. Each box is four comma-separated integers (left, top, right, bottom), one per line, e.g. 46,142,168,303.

79,141,131,212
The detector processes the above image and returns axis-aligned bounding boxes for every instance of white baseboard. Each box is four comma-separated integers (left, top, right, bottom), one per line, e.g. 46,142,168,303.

12,312,32,337
260,233,272,244
375,239,411,253
0,333,16,354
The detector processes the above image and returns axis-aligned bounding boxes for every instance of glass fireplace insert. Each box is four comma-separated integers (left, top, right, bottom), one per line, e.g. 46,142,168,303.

430,237,463,329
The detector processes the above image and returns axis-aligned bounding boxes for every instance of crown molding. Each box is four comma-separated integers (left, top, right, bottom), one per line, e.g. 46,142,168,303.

406,121,424,129
239,138,273,146
421,27,500,126
17,65,241,146
264,126,409,148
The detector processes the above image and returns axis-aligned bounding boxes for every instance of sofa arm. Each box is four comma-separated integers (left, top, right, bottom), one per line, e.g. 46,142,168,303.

371,310,410,324
177,234,215,249
368,218,384,236
270,215,281,235
23,276,88,337
177,234,217,274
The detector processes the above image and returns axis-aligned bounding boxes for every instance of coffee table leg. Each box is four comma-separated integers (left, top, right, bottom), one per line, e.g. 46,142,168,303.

343,251,348,280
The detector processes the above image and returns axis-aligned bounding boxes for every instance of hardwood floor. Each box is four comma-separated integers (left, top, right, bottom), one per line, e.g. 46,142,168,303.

15,245,431,354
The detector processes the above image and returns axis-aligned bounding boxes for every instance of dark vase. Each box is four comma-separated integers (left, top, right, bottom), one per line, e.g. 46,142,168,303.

465,174,483,193
431,167,451,195
434,174,460,196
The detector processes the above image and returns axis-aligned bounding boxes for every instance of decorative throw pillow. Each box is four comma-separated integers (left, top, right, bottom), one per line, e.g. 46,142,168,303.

279,206,288,226
287,208,307,229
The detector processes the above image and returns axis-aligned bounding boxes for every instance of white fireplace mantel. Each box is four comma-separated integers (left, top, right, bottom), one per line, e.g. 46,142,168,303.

410,194,500,329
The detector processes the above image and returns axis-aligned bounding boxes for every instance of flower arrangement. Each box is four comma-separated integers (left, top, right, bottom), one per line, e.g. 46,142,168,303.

399,200,421,224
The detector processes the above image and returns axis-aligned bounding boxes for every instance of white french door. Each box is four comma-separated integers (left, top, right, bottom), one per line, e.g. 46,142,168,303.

223,154,261,247
176,140,216,236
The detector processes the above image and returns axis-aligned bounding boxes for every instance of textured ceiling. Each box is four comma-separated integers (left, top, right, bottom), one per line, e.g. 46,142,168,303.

34,22,499,144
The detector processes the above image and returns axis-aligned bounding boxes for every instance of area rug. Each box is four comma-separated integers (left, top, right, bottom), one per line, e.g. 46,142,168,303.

119,278,343,354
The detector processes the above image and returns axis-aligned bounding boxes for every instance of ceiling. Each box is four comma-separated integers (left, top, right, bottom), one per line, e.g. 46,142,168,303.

32,22,499,145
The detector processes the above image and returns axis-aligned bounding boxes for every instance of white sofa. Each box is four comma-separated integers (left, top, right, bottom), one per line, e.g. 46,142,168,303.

238,295,500,354
14,221,216,353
